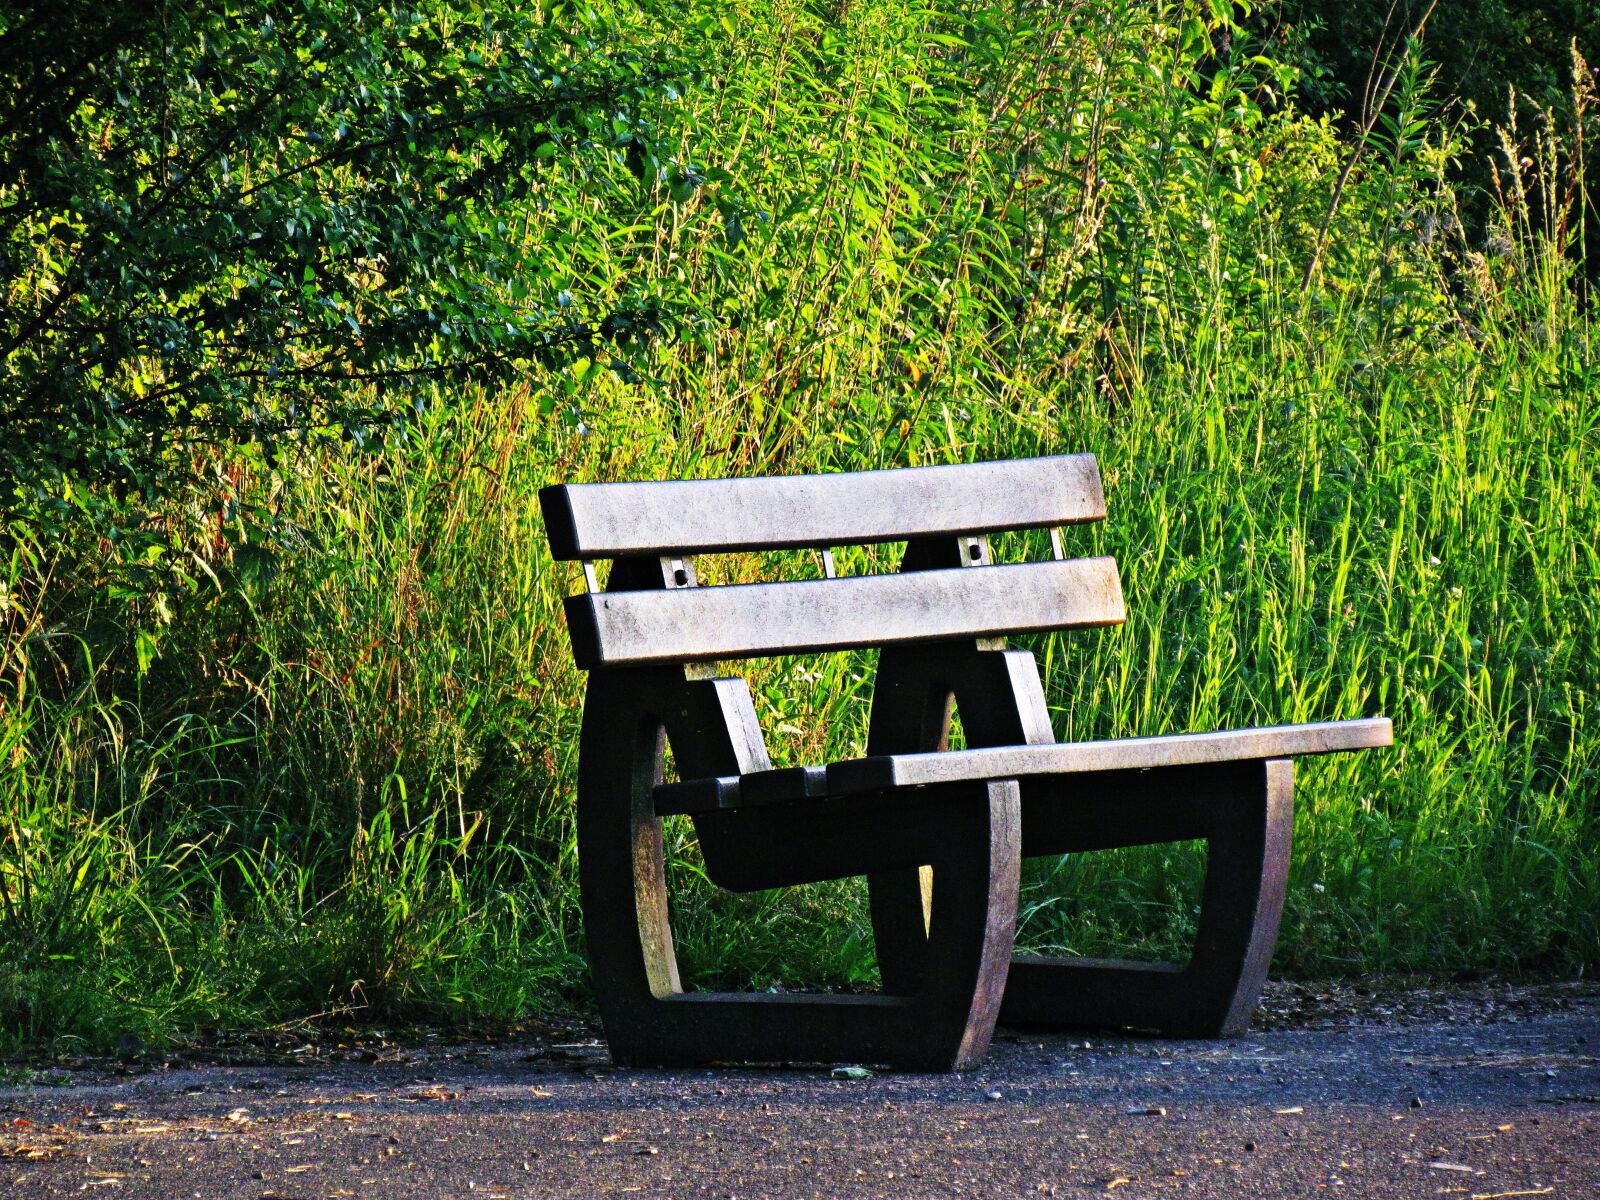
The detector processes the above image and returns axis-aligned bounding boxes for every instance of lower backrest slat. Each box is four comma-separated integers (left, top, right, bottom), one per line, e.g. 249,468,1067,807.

564,557,1125,668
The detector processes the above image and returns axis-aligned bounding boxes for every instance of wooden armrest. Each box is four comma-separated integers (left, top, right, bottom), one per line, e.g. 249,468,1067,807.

827,717,1392,797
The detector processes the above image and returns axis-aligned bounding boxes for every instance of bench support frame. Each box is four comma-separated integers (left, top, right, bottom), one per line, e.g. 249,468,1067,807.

862,537,1294,1037
1000,757,1293,1036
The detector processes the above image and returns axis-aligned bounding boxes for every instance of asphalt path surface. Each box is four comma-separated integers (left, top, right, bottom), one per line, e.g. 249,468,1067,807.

2,982,1596,1199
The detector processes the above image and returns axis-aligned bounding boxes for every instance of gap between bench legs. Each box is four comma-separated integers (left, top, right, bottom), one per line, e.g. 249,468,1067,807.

574,669,1024,1071
997,757,1296,1038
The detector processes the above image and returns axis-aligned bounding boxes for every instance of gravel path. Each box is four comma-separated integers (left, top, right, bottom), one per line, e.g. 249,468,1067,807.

2,981,1595,1199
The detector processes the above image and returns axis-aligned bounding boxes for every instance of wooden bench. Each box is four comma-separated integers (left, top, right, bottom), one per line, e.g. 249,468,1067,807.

539,455,1391,1071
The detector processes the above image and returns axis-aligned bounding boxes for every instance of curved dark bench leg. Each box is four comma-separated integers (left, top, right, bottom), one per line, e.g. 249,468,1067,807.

578,666,1020,1071
866,617,1295,1038
1000,758,1295,1037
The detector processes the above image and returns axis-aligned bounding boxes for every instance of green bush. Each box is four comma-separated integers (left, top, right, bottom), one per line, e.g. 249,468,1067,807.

0,0,682,508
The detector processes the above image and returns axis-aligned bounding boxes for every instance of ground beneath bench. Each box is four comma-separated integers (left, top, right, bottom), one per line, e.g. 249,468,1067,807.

2,980,1596,1199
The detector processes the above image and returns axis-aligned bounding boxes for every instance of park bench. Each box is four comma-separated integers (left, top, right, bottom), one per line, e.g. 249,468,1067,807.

539,455,1391,1071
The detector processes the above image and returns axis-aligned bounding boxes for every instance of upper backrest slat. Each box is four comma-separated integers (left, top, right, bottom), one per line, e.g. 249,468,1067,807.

540,455,1104,560
563,557,1124,667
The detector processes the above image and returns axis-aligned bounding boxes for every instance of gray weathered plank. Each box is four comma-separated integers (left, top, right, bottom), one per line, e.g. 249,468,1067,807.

540,455,1105,560
562,557,1125,668
826,718,1393,795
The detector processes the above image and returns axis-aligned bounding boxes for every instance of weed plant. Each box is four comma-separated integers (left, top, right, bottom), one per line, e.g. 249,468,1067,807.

2,0,1595,1050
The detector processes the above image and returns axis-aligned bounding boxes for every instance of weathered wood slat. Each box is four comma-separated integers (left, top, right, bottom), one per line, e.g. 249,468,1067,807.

540,455,1105,560
827,718,1392,795
563,557,1125,668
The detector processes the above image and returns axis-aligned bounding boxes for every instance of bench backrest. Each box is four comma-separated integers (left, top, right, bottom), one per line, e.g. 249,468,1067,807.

539,455,1124,669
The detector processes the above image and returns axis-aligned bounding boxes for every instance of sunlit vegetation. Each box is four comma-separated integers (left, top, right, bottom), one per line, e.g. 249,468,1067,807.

2,0,1595,1052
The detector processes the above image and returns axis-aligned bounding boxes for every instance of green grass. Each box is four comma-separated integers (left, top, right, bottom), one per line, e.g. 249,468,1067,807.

1,0,1596,1052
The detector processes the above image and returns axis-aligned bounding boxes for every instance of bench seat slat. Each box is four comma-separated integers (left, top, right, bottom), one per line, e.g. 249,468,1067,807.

564,557,1125,668
652,719,1392,814
540,455,1104,560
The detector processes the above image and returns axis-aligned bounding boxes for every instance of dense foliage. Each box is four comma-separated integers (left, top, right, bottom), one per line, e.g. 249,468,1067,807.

1280,0,1600,120
1267,0,1600,265
1,0,1595,1052
0,0,681,508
